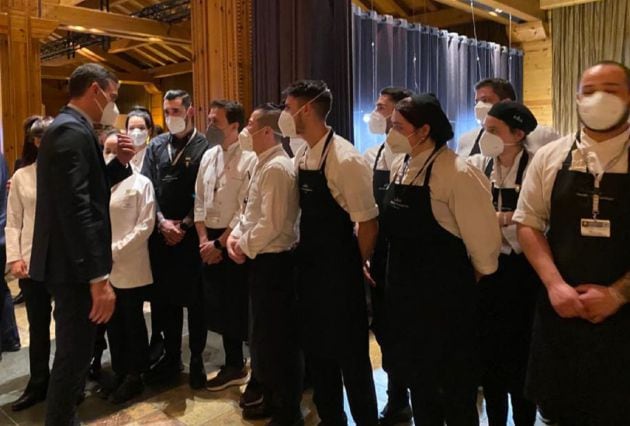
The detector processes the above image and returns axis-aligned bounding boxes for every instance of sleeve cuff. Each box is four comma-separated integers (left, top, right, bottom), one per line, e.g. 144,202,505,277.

349,205,379,223
238,235,255,260
512,210,547,232
229,215,240,230
90,274,110,284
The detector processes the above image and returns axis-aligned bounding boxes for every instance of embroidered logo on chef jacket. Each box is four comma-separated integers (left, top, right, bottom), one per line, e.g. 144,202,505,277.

300,183,313,193
390,197,409,209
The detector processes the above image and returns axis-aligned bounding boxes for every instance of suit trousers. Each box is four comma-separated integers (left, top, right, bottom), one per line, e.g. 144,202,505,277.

45,281,95,426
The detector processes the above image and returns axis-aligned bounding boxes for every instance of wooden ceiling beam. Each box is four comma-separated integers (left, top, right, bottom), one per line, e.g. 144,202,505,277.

108,38,151,53
409,7,477,27
510,20,549,42
431,0,511,25
147,61,191,78
472,1,544,22
41,3,191,44
42,65,152,85
540,0,601,8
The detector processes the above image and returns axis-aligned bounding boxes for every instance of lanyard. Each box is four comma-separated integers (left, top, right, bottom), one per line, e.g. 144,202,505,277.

213,143,241,192
395,146,443,186
575,132,630,218
167,129,197,166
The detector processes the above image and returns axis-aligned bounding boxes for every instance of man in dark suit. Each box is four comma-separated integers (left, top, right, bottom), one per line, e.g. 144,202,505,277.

30,63,134,426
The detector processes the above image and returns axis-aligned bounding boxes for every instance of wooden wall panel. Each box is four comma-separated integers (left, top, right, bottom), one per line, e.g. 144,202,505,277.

522,39,553,126
191,0,252,132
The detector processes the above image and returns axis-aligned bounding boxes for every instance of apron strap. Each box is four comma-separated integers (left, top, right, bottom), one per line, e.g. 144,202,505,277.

469,128,485,156
373,143,386,172
422,147,444,186
484,158,494,179
515,149,530,186
561,133,580,170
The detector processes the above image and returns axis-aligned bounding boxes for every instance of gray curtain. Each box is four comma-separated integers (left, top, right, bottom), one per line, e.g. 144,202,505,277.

352,6,523,153
253,0,353,140
552,0,630,135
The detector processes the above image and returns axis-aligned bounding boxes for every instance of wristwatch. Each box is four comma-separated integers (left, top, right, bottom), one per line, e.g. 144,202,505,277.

213,239,223,250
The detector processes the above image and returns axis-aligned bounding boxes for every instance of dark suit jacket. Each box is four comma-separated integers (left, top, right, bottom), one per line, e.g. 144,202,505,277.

30,106,131,285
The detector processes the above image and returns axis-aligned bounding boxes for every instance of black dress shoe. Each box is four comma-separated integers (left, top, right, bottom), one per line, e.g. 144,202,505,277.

108,374,144,404
243,402,273,420
13,291,24,305
188,356,207,390
3,341,21,352
148,334,165,367
378,402,412,425
88,357,102,381
144,356,183,384
11,388,47,411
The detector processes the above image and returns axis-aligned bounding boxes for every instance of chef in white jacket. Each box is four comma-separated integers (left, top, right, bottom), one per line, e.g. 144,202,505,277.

457,78,560,158
102,135,156,404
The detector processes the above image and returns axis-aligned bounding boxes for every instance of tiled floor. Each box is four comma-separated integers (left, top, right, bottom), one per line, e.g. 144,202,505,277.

1,281,548,425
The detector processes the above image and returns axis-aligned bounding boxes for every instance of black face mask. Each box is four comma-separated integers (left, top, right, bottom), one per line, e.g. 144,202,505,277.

205,126,225,146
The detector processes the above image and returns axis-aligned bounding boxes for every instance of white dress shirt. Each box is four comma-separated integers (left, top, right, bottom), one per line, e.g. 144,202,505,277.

194,141,257,229
109,173,156,289
231,145,299,259
295,131,379,223
6,164,36,268
514,128,630,232
130,147,147,173
468,149,531,254
363,142,400,171
457,125,561,158
391,147,502,275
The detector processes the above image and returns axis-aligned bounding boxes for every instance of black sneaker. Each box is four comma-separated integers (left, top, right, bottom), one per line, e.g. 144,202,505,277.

379,402,412,425
148,334,165,368
243,401,272,420
108,374,144,404
239,379,264,407
206,366,248,391
189,356,207,390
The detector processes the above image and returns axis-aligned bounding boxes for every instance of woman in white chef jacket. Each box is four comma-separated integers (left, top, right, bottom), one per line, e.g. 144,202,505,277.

6,116,54,412
103,134,156,404
467,101,541,426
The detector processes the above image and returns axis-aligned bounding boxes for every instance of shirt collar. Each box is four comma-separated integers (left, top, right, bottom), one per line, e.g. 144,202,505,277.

67,103,94,127
257,144,284,164
305,128,333,158
580,127,630,148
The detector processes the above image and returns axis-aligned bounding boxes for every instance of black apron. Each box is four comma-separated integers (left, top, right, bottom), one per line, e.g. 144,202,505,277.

478,152,540,388
469,128,485,156
148,132,208,306
202,228,249,340
370,144,391,343
526,136,630,421
296,130,369,358
381,148,478,387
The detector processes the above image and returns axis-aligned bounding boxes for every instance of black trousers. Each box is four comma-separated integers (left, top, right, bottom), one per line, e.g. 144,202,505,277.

19,278,52,391
107,286,149,376
157,283,207,360
249,252,303,423
45,281,95,426
309,352,378,426
223,335,244,369
407,369,479,426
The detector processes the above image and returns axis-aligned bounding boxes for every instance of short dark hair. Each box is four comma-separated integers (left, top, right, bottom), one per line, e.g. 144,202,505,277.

21,115,53,166
125,106,154,131
591,60,630,90
164,89,192,109
396,94,454,147
253,103,282,142
380,87,414,103
282,80,333,120
210,99,246,131
68,63,119,99
475,78,516,101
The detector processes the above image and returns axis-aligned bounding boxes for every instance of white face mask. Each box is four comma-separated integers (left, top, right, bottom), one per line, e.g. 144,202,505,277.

577,91,629,131
368,111,388,135
166,115,187,135
289,137,306,155
129,128,148,147
386,129,417,155
238,128,255,152
95,88,119,126
279,89,330,138
479,131,518,157
475,101,493,124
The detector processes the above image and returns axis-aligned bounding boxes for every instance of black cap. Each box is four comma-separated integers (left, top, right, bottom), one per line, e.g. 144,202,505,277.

487,101,538,135
397,93,453,145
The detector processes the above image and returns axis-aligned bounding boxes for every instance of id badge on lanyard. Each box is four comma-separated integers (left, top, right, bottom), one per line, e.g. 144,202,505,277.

576,136,628,238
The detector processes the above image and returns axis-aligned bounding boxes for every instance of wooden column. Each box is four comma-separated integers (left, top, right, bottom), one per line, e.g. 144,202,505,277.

191,0,252,131
522,39,553,127
0,0,55,171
